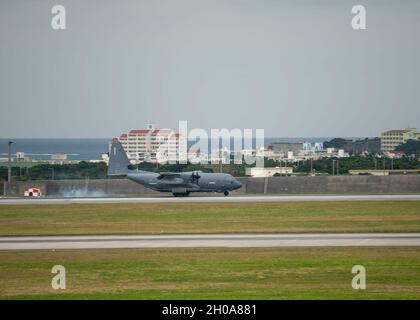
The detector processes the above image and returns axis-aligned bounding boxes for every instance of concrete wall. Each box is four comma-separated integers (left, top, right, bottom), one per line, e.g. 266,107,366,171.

5,179,160,197
267,175,420,194
4,175,420,196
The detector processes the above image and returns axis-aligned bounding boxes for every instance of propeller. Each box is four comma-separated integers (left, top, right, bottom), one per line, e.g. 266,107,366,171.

190,171,201,183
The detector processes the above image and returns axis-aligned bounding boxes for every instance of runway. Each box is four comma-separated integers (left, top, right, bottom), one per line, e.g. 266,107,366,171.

1,233,420,250
1,194,420,205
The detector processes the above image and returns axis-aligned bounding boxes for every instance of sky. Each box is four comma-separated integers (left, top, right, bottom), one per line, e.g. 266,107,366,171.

0,0,419,138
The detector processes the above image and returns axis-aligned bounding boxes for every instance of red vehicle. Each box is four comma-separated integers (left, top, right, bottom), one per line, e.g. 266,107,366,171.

23,188,42,197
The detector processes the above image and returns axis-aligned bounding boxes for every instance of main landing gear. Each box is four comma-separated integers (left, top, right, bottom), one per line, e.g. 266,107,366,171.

224,190,229,196
172,192,190,197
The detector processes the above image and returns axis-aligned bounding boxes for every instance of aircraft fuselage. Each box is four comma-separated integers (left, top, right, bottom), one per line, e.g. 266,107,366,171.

127,171,242,195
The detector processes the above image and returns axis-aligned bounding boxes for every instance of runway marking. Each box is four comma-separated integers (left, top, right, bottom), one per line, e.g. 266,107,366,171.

1,233,420,250
1,194,420,205
2,234,419,243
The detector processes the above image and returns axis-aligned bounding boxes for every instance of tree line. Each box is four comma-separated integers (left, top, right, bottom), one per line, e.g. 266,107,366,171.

1,138,419,181
1,154,419,182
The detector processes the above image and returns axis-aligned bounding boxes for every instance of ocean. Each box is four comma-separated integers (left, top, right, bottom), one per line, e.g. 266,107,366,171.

0,137,358,161
0,139,108,161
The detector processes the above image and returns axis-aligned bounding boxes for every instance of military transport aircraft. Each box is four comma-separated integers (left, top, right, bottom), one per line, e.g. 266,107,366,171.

107,141,242,197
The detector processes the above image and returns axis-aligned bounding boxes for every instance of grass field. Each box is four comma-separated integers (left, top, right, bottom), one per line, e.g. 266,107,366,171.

0,201,420,236
1,201,419,300
1,247,420,299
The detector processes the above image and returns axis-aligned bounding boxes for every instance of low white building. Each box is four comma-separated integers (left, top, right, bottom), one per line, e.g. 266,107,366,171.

49,154,77,165
240,149,256,157
246,167,293,177
101,153,109,164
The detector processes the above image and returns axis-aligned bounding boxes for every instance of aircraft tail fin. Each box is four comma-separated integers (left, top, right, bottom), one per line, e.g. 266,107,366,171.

108,140,130,176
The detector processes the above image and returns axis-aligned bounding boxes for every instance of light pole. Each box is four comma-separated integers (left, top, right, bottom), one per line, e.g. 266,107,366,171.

8,141,13,183
219,150,223,173
310,158,313,175
337,159,339,176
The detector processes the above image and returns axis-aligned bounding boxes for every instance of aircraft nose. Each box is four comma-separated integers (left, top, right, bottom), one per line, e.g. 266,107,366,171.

234,179,242,189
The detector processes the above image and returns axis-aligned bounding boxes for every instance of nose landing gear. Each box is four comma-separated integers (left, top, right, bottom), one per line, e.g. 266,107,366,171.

224,190,229,196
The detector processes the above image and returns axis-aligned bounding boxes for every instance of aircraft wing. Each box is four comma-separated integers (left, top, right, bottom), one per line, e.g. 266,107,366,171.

157,172,182,179
157,172,185,184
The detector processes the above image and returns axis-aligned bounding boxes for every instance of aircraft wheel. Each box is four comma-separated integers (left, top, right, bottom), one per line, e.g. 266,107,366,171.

173,192,190,197
224,190,229,196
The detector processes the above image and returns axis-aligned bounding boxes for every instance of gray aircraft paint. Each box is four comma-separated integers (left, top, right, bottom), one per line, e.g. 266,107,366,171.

108,141,241,196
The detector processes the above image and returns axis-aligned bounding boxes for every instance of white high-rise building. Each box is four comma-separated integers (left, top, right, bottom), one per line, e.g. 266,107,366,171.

112,124,187,163
380,128,420,152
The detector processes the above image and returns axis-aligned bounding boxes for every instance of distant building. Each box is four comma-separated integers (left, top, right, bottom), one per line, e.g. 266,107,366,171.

49,154,68,164
51,154,67,161
114,124,187,163
14,152,32,162
337,149,347,158
240,149,256,157
89,153,109,164
101,153,109,164
314,142,324,152
384,151,406,159
246,167,293,177
303,142,324,153
49,154,78,165
380,128,420,152
16,152,25,161
268,142,304,156
349,169,420,176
